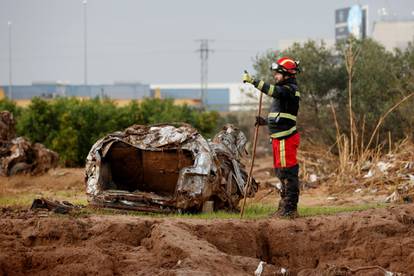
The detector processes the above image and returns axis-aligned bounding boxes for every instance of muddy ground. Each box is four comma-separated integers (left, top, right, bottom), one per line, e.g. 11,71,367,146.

0,157,413,275
1,205,413,275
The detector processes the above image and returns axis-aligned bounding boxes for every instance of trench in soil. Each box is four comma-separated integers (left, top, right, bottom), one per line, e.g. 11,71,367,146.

101,141,194,196
1,205,414,275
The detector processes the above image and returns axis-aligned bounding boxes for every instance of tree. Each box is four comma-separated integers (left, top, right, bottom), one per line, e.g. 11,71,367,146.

16,97,221,166
16,98,59,145
0,99,22,118
340,38,413,150
393,41,414,136
252,40,347,143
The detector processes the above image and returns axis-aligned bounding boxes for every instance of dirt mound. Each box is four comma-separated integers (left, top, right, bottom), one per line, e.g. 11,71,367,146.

1,204,413,275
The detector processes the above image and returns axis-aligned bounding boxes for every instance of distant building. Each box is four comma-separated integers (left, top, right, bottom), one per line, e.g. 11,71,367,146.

0,82,151,107
335,5,368,42
333,5,414,51
372,20,414,51
0,82,260,112
150,83,259,112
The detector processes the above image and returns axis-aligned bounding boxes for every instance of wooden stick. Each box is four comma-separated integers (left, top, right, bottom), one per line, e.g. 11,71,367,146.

240,92,263,218
388,131,392,154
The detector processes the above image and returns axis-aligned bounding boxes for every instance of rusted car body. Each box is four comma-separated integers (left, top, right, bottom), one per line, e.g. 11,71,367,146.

85,123,257,212
0,111,58,176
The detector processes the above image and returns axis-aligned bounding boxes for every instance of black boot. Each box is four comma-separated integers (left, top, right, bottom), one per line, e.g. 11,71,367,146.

275,165,300,219
272,169,287,216
276,197,286,214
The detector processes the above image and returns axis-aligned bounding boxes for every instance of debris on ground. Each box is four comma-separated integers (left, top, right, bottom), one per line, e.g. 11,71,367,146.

85,123,257,213
299,139,414,198
335,140,414,200
297,146,337,189
30,198,83,214
320,264,403,276
254,261,265,276
0,111,59,176
385,190,402,203
0,110,16,141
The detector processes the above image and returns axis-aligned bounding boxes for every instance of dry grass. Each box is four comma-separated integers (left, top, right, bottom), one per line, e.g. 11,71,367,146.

0,168,87,207
328,93,414,193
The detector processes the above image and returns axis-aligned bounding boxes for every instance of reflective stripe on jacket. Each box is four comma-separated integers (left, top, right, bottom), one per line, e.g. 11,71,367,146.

252,78,300,139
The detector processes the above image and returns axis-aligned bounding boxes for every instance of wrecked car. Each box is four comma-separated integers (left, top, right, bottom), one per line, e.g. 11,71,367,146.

0,111,59,176
85,123,257,213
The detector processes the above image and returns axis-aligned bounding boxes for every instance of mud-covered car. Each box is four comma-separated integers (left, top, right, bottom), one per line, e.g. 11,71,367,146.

85,123,257,213
0,111,58,176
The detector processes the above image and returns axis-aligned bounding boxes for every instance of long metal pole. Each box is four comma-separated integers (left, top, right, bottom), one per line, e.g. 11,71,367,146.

8,21,12,99
240,91,263,218
83,0,88,86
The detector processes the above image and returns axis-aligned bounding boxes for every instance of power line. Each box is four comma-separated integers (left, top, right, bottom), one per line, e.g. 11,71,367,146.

195,39,214,108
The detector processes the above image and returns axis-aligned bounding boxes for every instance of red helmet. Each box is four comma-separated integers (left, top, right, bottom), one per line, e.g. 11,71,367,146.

271,57,300,76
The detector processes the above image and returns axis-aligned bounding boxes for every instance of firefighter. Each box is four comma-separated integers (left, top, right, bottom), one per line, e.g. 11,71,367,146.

243,57,301,218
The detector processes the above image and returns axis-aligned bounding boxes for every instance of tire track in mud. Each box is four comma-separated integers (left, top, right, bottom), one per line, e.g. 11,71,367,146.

1,205,414,275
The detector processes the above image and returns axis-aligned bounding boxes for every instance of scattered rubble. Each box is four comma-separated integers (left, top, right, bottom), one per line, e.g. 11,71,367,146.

254,261,265,276
30,198,83,214
326,196,338,202
0,111,16,141
0,111,59,176
340,141,414,201
297,147,336,188
85,123,257,213
385,191,402,203
296,139,414,202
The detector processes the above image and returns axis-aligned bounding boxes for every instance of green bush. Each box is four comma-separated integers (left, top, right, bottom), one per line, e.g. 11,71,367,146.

0,98,22,119
13,97,220,167
252,38,414,146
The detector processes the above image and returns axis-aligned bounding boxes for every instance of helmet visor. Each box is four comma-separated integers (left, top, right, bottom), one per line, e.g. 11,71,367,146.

271,62,279,71
270,62,285,74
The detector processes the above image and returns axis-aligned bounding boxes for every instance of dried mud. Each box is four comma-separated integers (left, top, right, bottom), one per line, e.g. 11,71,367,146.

1,204,413,275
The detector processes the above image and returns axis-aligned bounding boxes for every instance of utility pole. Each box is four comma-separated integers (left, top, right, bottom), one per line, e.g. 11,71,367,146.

83,0,90,98
83,0,88,86
196,39,213,109
8,21,12,99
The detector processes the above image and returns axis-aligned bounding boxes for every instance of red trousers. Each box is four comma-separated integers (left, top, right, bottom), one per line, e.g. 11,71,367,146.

272,133,300,168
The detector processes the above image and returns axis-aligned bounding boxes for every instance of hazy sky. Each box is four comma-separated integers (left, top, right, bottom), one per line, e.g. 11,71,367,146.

1,0,414,85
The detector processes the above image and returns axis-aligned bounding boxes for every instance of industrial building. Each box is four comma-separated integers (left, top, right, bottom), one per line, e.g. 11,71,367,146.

150,83,258,112
0,82,259,112
280,5,414,53
0,82,150,107
372,20,414,51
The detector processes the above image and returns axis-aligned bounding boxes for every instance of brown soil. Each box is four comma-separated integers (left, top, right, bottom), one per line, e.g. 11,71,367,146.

1,157,413,275
0,204,413,276
0,168,85,196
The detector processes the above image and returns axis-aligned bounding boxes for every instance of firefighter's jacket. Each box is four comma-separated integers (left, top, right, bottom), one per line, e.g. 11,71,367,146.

251,77,300,140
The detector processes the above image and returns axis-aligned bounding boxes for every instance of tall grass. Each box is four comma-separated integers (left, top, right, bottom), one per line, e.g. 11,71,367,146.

331,38,414,188
330,90,414,188
69,202,386,220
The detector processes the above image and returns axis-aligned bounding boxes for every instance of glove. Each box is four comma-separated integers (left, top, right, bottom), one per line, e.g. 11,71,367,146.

242,71,254,84
255,116,267,126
